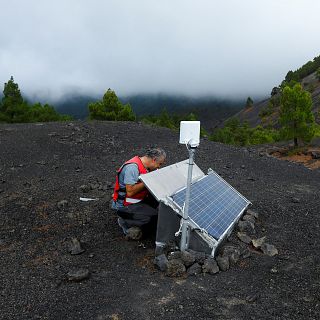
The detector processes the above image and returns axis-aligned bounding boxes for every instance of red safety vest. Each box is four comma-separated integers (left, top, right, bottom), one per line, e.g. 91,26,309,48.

113,156,149,206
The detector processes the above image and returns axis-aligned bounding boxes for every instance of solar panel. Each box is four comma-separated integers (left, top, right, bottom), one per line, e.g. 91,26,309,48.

140,159,205,202
171,171,250,240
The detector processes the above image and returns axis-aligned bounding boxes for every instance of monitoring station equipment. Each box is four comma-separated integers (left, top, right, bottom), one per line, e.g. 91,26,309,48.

178,121,200,251
140,121,251,256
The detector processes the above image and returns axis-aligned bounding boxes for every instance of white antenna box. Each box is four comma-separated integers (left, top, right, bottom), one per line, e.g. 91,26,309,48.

179,121,200,147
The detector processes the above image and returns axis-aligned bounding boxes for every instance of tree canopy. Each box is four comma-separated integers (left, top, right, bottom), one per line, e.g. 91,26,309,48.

88,89,136,121
245,97,253,108
279,84,315,147
0,76,28,122
0,76,71,123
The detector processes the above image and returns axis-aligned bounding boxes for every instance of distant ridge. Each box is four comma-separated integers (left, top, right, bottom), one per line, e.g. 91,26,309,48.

54,93,244,129
231,55,320,127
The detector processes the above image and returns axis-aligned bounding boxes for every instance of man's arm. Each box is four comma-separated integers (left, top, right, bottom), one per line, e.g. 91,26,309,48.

126,182,146,197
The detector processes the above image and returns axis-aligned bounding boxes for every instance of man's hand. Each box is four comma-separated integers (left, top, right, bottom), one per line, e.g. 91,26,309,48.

126,182,146,197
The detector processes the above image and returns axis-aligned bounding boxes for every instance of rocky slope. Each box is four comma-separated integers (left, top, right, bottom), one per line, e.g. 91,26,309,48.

0,121,319,319
234,71,320,127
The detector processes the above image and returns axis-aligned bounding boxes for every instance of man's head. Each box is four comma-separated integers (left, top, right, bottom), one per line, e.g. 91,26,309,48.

143,147,166,171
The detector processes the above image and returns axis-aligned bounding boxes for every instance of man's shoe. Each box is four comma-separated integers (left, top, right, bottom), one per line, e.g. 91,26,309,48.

117,217,128,235
126,227,142,240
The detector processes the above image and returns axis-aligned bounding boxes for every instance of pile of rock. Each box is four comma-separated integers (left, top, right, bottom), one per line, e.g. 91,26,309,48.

154,208,278,277
154,245,246,277
236,209,278,257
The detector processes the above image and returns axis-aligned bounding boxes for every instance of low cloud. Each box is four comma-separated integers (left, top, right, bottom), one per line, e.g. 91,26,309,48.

0,0,319,101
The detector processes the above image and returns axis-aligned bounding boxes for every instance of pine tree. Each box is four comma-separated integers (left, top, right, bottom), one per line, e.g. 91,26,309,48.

0,76,29,122
88,88,135,121
1,76,23,109
245,97,253,109
279,84,315,147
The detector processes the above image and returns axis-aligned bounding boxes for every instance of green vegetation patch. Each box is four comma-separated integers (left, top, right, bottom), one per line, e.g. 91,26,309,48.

140,109,208,137
210,118,280,146
283,55,320,85
0,77,72,123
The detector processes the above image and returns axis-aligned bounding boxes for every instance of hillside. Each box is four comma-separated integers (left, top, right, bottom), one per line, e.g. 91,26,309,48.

234,71,320,128
54,94,243,129
0,121,319,319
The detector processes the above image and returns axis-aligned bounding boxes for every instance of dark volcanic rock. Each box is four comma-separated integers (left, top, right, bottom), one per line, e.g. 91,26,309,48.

57,200,68,210
180,250,196,267
187,249,206,265
165,259,186,277
68,237,85,255
216,255,230,271
242,214,256,224
238,220,255,234
154,254,168,272
246,209,259,219
291,197,301,203
237,232,252,244
221,246,240,265
261,243,278,256
79,185,90,193
167,251,182,261
240,248,252,259
202,258,219,274
67,269,90,282
252,236,266,249
187,263,202,276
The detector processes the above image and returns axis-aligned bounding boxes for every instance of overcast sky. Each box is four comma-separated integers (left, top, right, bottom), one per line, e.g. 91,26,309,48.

0,0,320,101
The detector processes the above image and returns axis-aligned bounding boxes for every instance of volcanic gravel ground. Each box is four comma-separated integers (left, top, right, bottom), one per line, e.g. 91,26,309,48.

0,121,319,319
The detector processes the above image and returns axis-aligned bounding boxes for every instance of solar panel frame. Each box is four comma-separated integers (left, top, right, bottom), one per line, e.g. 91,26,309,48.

171,171,251,240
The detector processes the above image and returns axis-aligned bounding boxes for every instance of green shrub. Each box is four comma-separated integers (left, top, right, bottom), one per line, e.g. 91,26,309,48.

314,124,320,137
210,119,281,146
141,110,208,136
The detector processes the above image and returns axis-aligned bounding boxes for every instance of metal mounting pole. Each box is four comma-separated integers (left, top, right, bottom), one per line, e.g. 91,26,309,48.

180,145,196,251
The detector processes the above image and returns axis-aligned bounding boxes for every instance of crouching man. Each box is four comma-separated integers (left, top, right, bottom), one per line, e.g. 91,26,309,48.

111,147,166,239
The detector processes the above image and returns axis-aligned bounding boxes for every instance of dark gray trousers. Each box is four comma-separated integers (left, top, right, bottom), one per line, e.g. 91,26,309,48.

117,199,158,229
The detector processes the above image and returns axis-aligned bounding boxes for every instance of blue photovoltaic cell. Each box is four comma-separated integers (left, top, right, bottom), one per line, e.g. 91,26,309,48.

172,172,250,240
